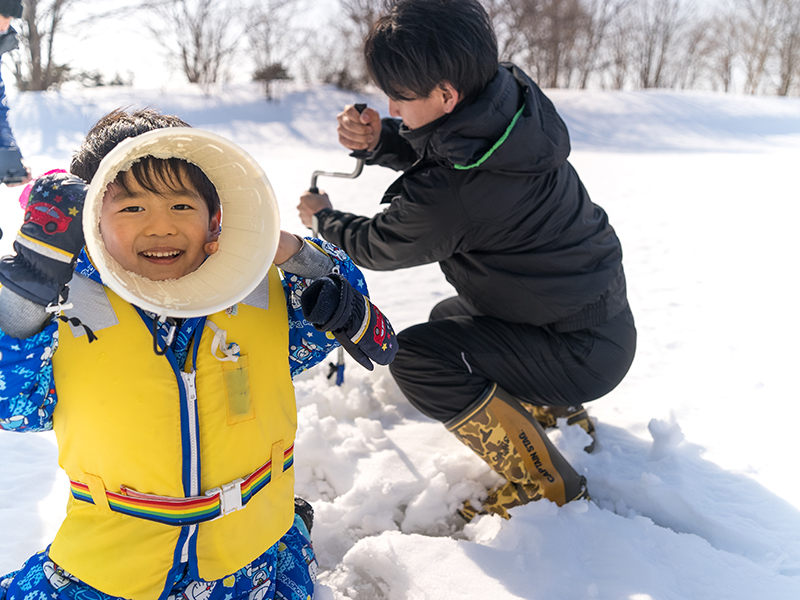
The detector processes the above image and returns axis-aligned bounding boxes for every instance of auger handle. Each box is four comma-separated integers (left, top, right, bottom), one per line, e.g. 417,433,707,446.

309,103,368,194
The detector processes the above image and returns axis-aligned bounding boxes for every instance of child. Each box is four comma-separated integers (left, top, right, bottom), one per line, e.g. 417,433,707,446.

298,0,636,519
0,109,397,600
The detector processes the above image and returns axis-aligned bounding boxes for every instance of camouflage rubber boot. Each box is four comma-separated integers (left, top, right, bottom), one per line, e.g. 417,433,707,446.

446,384,588,521
525,404,596,453
459,480,544,521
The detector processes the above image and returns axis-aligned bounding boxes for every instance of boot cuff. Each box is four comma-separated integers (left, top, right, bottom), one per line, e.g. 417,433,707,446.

444,382,497,431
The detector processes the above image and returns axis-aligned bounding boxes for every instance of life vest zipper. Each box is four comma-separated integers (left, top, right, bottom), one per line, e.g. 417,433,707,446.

180,370,200,562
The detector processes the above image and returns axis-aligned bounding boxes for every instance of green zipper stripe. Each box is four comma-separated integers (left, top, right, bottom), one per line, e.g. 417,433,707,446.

453,104,525,171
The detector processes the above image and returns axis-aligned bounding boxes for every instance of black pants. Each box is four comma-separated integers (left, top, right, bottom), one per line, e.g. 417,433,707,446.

389,296,637,423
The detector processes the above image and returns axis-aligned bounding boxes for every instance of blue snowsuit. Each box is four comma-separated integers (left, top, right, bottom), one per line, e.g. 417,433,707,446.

0,238,366,600
0,26,21,151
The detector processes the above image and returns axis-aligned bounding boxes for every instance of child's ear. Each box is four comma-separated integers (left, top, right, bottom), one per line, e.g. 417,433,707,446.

208,210,222,241
205,210,222,256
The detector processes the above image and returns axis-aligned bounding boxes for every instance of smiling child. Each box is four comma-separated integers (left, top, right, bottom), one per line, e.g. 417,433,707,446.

99,160,222,281
0,108,397,600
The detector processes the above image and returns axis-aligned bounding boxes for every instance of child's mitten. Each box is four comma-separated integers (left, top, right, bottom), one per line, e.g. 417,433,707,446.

0,172,89,307
301,272,397,370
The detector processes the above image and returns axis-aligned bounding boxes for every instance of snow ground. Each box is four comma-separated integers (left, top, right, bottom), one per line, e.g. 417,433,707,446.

0,82,799,600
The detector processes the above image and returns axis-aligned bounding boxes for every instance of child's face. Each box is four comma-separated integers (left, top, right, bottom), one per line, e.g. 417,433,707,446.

99,171,220,281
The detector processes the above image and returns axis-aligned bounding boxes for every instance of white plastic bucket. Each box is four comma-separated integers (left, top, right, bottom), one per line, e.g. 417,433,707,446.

83,128,280,318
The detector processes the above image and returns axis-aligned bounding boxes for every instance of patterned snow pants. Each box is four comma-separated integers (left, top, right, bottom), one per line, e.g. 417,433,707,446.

0,516,317,600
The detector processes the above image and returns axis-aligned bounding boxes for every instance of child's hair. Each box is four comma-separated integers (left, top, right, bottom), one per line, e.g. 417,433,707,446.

364,0,498,103
70,108,221,218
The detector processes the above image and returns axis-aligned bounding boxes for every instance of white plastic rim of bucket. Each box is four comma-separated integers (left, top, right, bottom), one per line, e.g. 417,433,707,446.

83,127,280,318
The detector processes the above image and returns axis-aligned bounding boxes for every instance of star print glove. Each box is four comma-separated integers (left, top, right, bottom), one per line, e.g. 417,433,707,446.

0,172,89,307
301,272,398,371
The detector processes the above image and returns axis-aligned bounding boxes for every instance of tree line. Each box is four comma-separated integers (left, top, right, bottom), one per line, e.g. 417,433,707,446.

482,0,800,95
8,0,800,97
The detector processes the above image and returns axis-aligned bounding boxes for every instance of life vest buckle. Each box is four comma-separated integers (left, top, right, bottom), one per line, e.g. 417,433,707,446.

206,477,244,517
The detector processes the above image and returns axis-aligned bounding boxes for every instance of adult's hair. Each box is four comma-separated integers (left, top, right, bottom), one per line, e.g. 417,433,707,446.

70,108,221,217
364,0,498,103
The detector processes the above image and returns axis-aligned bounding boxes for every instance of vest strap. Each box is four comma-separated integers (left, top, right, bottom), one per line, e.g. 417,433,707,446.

69,443,294,526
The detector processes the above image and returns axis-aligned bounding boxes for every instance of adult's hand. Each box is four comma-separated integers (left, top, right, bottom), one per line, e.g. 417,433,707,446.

298,190,333,229
337,104,381,153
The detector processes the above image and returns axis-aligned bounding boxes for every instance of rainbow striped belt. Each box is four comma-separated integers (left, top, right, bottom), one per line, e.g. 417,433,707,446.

69,444,294,526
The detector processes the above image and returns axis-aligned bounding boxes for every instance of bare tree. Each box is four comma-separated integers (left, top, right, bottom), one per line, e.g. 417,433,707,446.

490,0,635,90
670,13,714,90
300,0,389,91
737,0,781,94
483,0,526,61
329,0,391,89
705,9,739,93
143,0,238,91
339,0,389,43
540,0,587,88
630,0,690,89
246,0,302,99
298,29,358,89
491,0,538,67
494,0,589,89
573,0,632,89
12,0,80,91
774,0,800,95
603,2,635,90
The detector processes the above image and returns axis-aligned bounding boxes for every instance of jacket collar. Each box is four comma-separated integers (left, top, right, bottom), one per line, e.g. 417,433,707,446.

399,112,453,159
397,63,570,174
398,65,521,165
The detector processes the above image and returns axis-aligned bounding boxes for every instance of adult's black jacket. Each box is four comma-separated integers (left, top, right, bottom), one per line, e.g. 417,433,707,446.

315,63,628,331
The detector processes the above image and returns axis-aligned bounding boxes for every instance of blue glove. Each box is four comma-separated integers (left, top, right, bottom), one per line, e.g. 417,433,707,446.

0,172,88,307
301,273,398,371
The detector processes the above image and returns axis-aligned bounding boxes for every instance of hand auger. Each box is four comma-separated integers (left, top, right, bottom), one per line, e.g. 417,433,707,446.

309,104,368,195
309,103,369,387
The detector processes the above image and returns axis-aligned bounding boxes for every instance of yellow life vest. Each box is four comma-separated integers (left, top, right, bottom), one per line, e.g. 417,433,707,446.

49,266,296,600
